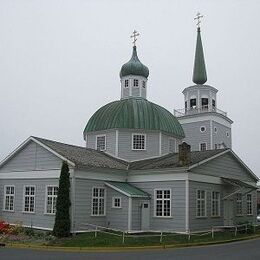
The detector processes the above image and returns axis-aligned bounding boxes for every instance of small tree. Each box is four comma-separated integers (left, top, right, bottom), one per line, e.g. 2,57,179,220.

53,161,71,237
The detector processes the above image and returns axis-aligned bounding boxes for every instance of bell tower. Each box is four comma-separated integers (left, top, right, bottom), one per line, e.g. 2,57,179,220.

174,13,233,151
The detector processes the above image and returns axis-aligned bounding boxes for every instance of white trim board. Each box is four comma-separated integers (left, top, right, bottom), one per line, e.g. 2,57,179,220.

0,170,61,179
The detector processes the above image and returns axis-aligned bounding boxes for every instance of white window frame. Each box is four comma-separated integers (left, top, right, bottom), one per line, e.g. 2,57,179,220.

112,197,122,209
95,134,106,151
199,142,207,151
196,189,207,218
132,133,146,150
200,126,206,133
125,79,129,88
45,186,59,215
91,187,106,216
3,185,15,212
236,193,243,216
154,189,172,218
23,185,36,214
247,194,252,215
211,191,220,217
133,79,139,87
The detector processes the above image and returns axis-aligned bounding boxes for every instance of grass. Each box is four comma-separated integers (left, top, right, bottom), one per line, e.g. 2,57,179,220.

48,227,260,248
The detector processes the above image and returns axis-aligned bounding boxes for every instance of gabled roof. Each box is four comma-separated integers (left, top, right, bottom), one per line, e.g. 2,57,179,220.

0,136,128,170
129,149,228,170
105,181,151,198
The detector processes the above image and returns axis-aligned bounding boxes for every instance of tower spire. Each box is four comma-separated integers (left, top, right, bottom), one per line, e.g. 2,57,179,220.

192,13,207,85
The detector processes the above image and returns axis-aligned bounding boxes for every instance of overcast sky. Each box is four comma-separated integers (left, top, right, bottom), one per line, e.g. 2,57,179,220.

0,0,259,177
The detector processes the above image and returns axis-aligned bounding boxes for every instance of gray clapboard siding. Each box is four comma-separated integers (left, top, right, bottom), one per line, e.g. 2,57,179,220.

73,178,106,231
181,120,211,151
0,179,59,229
131,181,186,232
106,187,128,230
189,181,223,231
86,130,116,156
191,153,255,182
118,130,160,161
212,121,231,148
0,141,62,172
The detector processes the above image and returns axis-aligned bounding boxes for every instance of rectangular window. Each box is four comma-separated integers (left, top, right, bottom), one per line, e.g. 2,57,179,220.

133,79,139,87
92,188,105,216
169,138,176,153
46,186,59,214
4,186,15,211
200,143,207,151
96,135,106,151
196,190,206,217
190,98,197,108
211,191,220,217
142,81,146,88
155,189,171,217
247,194,252,215
112,197,121,208
125,79,129,87
132,134,145,150
23,186,35,213
236,193,242,215
212,99,216,108
201,98,209,108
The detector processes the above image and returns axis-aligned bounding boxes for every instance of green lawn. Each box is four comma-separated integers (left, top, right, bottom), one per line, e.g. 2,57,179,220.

49,227,260,247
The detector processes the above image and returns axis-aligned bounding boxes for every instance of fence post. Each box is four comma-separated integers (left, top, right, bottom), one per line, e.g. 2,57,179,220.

235,226,237,236
122,231,125,244
95,226,97,238
211,227,214,239
160,231,163,243
253,225,256,233
245,224,247,233
188,230,191,241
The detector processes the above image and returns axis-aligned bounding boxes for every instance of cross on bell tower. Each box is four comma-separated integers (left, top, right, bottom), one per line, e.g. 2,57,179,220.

194,12,203,28
131,30,140,46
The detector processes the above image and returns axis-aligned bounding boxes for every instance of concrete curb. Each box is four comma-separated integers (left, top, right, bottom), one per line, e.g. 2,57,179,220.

5,234,260,252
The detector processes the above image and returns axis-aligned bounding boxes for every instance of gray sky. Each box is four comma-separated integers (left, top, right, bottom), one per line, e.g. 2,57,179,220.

0,0,259,177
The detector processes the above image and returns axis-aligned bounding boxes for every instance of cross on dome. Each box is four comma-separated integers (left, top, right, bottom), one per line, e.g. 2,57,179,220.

131,30,140,46
194,12,203,28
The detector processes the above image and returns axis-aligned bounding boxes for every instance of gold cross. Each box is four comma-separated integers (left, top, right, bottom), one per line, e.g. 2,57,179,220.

131,30,140,46
194,12,203,28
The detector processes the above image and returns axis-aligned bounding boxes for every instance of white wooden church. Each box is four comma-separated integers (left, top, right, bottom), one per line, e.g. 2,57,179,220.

0,20,258,233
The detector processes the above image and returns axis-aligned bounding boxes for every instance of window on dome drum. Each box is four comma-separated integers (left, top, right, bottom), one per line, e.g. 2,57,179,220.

211,191,220,217
196,190,206,217
185,101,187,109
23,186,35,213
212,99,216,108
201,98,208,109
132,134,145,150
4,186,15,211
125,79,129,88
214,127,217,133
226,131,230,137
92,188,105,216
142,81,146,88
236,193,242,215
96,135,106,151
46,186,58,214
190,98,197,109
200,126,206,132
133,79,139,87
247,194,252,215
155,189,171,217
112,197,121,208
200,143,207,151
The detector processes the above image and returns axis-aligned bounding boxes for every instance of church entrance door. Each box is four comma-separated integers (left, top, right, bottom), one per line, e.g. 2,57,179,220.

141,201,150,231
223,199,234,226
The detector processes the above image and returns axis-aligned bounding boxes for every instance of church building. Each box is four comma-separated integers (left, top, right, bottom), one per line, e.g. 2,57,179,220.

0,20,258,233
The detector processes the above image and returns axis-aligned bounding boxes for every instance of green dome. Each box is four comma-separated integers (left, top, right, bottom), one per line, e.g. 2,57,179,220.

120,46,149,78
84,98,185,138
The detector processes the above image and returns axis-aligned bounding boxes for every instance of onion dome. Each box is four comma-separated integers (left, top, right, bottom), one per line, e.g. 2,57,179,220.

120,46,149,78
193,27,207,84
84,98,185,139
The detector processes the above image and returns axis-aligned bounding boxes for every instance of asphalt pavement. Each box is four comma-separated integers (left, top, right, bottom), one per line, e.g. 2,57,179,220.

1,238,260,260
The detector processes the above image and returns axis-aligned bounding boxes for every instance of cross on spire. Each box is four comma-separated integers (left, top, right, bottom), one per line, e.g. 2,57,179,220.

194,12,203,28
131,30,140,46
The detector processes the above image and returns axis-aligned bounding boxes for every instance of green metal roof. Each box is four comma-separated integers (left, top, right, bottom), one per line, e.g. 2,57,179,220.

120,46,149,78
105,181,151,198
193,27,207,84
83,98,185,138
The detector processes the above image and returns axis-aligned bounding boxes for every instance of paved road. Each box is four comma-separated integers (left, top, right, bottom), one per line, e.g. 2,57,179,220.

1,238,260,260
